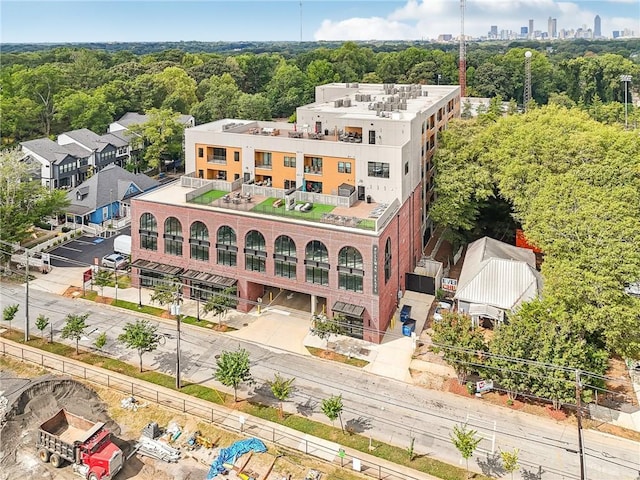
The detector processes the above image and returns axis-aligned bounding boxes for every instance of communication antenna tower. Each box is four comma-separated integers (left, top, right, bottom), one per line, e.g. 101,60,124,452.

524,51,532,111
459,0,466,97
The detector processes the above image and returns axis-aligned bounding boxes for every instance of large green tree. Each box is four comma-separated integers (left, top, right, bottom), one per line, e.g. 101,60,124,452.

0,149,70,247
432,105,640,360
431,312,487,384
127,108,186,172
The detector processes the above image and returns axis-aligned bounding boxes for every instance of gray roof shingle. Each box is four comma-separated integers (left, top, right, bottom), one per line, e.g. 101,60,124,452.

21,138,87,164
66,164,159,215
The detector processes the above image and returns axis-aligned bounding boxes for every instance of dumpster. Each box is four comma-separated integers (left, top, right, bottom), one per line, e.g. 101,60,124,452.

402,319,416,336
400,305,412,323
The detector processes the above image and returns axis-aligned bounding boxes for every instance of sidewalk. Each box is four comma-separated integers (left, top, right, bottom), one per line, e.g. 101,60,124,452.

28,267,423,384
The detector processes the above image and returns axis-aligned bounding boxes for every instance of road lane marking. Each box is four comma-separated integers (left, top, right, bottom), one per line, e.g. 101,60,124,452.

59,246,82,252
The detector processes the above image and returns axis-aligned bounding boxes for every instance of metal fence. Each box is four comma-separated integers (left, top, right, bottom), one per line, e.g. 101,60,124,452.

0,339,429,480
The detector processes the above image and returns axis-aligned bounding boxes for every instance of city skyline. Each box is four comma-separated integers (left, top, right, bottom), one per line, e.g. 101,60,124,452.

1,0,638,43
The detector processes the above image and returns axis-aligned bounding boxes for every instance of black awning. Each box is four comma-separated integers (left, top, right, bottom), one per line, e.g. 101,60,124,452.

130,258,183,277
182,270,237,288
332,301,365,319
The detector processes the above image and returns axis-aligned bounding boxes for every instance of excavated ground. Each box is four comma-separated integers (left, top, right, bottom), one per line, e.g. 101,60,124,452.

0,372,207,480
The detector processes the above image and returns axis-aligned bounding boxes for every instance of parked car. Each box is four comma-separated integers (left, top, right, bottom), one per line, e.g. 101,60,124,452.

101,253,127,270
433,301,453,322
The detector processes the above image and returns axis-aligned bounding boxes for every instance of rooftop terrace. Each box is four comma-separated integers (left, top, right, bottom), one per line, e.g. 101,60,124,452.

137,176,399,234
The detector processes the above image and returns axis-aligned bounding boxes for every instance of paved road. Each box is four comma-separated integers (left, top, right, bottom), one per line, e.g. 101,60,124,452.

1,285,639,480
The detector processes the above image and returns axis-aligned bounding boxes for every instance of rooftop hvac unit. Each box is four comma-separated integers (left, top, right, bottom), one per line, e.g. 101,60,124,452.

422,91,429,96
384,102,390,110
351,83,359,88
343,98,351,107
368,103,374,110
399,102,407,110
334,99,343,107
355,94,361,102
376,110,381,116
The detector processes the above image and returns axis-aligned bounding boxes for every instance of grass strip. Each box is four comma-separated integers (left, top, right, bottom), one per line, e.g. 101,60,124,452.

2,331,488,480
306,346,369,368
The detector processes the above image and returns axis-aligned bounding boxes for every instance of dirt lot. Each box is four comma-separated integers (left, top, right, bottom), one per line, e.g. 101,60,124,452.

0,357,367,480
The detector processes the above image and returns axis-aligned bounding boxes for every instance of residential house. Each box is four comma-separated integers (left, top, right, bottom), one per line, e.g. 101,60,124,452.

454,236,543,327
65,164,159,231
21,128,132,191
108,112,195,134
20,138,92,190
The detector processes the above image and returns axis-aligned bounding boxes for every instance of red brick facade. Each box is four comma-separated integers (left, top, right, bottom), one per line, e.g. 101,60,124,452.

131,195,421,343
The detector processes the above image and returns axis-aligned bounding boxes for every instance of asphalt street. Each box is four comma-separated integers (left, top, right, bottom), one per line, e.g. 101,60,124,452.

1,285,638,480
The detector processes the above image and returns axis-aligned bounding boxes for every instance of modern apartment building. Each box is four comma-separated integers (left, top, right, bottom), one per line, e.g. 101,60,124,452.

130,83,460,343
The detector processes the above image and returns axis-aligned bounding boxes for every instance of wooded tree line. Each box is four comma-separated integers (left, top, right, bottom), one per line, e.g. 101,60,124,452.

2,40,638,146
430,105,640,397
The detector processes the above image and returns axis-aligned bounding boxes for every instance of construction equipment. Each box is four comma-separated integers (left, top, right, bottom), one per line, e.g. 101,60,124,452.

133,421,181,463
37,409,124,480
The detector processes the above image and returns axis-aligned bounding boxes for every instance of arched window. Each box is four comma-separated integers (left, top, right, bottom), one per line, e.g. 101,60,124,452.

338,246,364,292
139,213,157,251
384,237,392,283
216,226,237,266
274,235,297,279
305,240,329,285
163,217,183,256
189,221,209,261
245,230,266,272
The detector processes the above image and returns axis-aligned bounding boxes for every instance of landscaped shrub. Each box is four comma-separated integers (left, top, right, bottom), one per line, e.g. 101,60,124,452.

35,221,54,231
61,226,72,233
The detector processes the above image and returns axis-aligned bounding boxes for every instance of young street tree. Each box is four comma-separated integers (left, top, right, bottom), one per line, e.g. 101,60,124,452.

310,313,345,350
450,424,481,479
268,373,295,419
149,276,180,310
94,332,107,350
93,269,112,297
214,347,254,402
2,304,19,332
61,313,89,355
202,286,236,326
500,448,520,480
35,314,49,340
117,320,160,372
321,394,344,433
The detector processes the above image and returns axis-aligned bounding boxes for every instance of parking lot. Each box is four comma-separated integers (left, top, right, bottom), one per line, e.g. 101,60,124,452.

48,228,129,269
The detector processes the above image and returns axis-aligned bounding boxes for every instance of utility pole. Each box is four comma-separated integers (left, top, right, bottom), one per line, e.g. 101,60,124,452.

575,369,586,480
24,249,30,342
172,283,183,390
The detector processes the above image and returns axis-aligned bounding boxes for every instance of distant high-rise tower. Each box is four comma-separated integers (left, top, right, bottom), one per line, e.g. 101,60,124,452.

547,17,557,39
490,25,498,38
594,15,601,37
529,19,534,39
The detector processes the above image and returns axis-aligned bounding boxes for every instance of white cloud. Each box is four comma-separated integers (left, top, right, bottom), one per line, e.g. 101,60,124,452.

313,0,639,40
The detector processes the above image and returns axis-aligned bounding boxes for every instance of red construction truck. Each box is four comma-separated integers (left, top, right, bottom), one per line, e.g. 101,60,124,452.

37,409,124,480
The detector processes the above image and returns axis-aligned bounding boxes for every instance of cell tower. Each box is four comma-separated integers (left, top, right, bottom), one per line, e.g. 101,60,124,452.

524,51,532,111
459,0,466,97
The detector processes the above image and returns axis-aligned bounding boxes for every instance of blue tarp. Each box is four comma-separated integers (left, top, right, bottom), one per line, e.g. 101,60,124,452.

206,438,267,479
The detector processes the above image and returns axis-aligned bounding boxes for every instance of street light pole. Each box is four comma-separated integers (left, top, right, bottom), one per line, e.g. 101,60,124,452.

24,249,30,342
620,74,632,130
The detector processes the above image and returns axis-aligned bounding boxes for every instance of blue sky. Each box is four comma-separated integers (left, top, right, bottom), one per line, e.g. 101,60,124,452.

1,0,638,43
